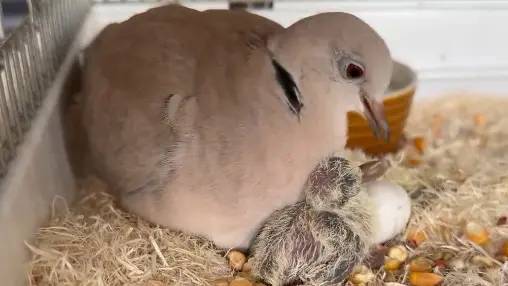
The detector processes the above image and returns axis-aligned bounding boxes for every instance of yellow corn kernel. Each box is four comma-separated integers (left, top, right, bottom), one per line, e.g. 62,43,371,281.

213,278,230,286
409,272,443,286
350,265,375,284
407,229,428,247
227,250,247,271
465,222,490,245
473,113,487,127
412,136,426,154
384,258,402,271
388,245,408,262
409,257,434,273
230,277,252,286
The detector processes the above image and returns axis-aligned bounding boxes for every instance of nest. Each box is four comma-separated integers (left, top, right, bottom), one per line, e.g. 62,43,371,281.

27,94,508,285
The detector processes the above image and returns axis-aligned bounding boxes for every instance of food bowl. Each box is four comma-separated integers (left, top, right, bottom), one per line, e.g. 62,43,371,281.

346,60,417,155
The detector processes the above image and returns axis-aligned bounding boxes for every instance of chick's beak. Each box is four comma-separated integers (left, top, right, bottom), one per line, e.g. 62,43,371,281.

360,91,390,142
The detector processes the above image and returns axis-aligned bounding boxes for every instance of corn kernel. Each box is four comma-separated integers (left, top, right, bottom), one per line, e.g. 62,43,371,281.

502,241,508,257
409,257,433,273
473,113,487,127
407,229,428,247
465,222,490,245
409,272,443,286
350,265,375,284
384,258,402,271
388,245,408,263
227,250,247,271
412,137,426,154
230,277,252,286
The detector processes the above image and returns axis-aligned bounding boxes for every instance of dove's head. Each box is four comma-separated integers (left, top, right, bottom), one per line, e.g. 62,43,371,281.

268,12,392,142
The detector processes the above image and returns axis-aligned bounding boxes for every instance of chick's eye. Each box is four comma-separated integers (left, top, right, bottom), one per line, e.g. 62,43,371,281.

345,63,364,79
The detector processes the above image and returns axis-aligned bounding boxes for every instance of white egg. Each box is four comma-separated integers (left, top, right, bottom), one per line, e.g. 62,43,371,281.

364,180,412,244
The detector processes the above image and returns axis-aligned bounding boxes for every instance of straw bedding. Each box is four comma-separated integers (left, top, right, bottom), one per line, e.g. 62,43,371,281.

27,95,508,285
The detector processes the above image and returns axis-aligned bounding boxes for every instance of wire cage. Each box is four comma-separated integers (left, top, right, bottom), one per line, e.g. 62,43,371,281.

0,0,90,179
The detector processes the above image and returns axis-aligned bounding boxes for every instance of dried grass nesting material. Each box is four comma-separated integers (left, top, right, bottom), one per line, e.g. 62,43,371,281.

28,94,508,286
26,181,232,286
344,94,508,286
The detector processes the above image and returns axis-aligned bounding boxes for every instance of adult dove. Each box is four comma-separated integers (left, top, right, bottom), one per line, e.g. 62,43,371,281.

82,4,394,250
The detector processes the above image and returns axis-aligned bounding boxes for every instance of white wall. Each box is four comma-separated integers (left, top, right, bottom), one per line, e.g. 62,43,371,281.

79,0,508,99
0,48,76,286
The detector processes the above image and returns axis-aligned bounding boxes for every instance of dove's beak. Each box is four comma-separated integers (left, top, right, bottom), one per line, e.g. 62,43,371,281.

360,91,390,142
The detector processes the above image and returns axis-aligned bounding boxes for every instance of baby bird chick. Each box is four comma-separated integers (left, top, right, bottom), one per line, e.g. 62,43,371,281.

249,157,373,286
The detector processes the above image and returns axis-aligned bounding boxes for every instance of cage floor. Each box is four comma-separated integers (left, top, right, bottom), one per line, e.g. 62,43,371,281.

26,95,508,286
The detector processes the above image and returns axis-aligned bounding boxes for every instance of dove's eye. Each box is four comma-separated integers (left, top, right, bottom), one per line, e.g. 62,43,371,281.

345,62,364,79
338,58,365,82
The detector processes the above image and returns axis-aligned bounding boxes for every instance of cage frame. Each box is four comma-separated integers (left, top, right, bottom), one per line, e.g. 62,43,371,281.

0,0,91,180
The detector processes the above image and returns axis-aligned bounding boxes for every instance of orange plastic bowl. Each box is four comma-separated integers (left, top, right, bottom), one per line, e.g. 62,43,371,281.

346,60,417,155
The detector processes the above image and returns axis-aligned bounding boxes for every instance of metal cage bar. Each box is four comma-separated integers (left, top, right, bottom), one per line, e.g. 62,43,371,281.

0,0,91,179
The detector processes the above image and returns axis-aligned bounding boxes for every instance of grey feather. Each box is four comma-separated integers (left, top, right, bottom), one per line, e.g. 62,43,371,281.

249,157,373,286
